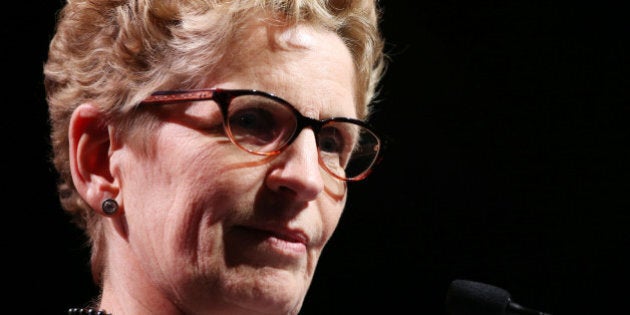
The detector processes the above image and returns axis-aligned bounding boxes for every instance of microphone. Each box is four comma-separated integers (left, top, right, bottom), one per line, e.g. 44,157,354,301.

445,279,552,315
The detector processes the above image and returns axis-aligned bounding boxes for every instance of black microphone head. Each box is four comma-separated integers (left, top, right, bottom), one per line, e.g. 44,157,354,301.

446,279,511,315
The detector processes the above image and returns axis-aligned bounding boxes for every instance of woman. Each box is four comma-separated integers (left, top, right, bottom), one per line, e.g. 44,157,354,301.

45,0,387,314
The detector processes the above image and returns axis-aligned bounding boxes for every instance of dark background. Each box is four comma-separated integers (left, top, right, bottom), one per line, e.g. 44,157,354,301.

4,1,628,314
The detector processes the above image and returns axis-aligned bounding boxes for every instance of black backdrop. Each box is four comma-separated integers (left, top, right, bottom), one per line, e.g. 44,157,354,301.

4,1,628,314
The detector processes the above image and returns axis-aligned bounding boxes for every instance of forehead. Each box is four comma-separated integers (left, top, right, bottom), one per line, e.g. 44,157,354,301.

209,19,358,119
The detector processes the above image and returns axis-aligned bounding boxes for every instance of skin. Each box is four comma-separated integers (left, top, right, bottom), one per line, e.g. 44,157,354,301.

69,20,357,315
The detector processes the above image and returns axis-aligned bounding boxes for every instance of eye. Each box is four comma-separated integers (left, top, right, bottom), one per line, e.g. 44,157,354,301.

318,126,345,154
226,95,297,152
229,107,278,143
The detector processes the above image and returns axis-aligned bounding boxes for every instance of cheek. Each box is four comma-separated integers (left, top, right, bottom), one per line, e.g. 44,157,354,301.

120,149,217,202
121,128,266,228
328,198,346,231
320,180,347,236
317,193,347,247
117,133,239,259
116,129,231,225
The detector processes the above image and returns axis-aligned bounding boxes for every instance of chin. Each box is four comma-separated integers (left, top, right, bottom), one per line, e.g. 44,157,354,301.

221,266,311,315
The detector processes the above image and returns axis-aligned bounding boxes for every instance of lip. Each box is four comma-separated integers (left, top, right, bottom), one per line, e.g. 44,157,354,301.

239,224,309,256
266,227,309,245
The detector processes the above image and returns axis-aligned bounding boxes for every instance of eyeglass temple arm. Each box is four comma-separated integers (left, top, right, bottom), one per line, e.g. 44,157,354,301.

140,89,216,105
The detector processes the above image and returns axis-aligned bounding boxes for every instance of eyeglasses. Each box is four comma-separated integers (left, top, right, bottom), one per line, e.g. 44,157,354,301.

140,88,383,181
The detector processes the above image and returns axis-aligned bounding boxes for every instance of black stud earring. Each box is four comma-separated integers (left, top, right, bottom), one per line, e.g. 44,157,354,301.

101,199,119,215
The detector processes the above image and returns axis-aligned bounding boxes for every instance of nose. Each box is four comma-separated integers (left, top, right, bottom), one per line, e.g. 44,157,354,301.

265,128,324,201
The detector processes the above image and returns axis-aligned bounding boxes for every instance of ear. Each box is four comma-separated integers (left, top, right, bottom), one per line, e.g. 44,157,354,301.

69,103,120,216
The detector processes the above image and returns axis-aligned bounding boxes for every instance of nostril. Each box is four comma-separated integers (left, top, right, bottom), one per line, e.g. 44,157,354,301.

277,185,297,196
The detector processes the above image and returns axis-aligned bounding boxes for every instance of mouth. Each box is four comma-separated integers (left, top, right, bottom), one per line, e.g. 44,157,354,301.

237,225,309,257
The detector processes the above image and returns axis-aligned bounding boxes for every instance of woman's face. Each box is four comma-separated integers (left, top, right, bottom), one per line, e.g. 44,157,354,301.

110,22,357,315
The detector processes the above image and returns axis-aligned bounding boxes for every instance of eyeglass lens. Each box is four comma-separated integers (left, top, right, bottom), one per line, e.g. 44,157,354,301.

225,94,380,180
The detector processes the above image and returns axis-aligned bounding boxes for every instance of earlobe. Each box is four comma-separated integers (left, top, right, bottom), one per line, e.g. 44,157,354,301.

69,103,119,216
